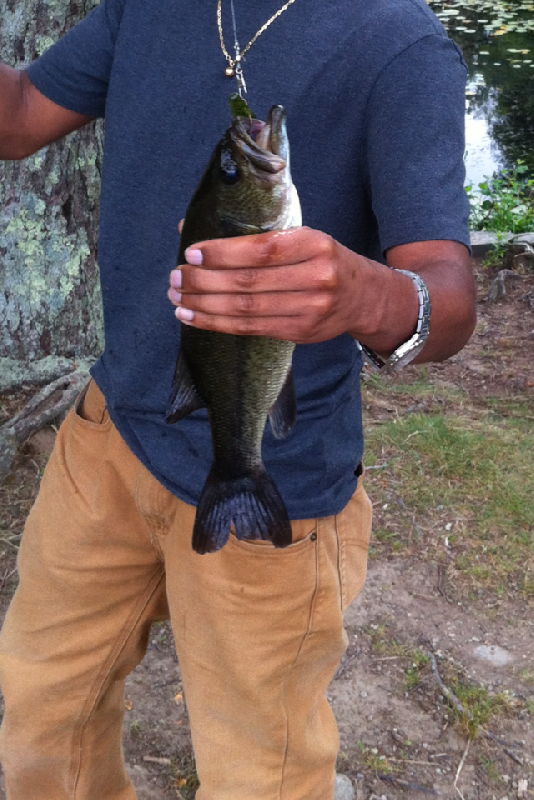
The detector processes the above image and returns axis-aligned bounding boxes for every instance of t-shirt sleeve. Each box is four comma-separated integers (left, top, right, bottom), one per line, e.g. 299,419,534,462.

25,0,125,118
365,33,471,254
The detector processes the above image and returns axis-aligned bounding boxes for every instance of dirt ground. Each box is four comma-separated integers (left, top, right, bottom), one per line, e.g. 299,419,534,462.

0,259,532,799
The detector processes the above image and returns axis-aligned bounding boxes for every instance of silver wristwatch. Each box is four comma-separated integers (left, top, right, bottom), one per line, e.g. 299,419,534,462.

358,269,432,372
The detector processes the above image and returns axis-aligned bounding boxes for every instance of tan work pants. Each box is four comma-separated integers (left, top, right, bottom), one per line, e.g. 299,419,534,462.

0,381,372,800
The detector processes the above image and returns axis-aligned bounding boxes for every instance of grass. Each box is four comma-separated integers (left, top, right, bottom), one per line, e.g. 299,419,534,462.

364,410,534,598
447,677,510,738
357,742,394,775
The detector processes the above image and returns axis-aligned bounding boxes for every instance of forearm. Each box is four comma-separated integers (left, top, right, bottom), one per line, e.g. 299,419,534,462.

351,241,476,363
0,63,27,159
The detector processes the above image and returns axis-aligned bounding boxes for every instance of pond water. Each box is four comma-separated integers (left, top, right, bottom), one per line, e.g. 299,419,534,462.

428,0,534,186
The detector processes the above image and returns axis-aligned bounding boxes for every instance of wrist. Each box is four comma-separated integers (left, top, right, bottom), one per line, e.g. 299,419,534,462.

348,257,420,353
359,269,432,371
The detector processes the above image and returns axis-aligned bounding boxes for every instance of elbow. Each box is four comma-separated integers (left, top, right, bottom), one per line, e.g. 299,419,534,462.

453,273,478,356
0,135,37,161
459,301,477,354
433,297,477,363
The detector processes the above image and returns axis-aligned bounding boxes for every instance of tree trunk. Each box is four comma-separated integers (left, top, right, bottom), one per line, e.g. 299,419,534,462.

0,0,104,361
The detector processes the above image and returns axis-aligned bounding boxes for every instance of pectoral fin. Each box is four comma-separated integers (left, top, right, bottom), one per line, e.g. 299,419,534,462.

268,367,297,439
166,348,205,424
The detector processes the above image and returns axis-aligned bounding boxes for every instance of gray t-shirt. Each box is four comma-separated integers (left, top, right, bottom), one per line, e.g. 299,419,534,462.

27,0,470,518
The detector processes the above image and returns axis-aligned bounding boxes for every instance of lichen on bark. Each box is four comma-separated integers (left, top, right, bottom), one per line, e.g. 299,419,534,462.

0,0,104,360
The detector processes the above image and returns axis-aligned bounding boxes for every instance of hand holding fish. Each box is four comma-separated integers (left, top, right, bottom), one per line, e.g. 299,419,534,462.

168,226,421,353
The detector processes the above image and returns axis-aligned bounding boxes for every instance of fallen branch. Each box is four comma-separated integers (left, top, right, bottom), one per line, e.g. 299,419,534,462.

388,757,440,766
379,774,439,795
335,653,358,678
504,748,524,766
143,755,172,766
429,653,467,717
0,369,91,484
454,738,470,800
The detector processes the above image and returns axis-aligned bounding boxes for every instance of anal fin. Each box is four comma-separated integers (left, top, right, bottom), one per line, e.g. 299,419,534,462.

166,348,205,424
268,367,297,439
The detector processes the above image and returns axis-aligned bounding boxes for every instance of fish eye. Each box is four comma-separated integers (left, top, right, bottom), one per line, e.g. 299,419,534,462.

220,149,239,185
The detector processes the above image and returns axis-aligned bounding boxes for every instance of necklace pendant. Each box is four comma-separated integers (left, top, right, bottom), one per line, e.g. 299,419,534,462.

225,65,235,77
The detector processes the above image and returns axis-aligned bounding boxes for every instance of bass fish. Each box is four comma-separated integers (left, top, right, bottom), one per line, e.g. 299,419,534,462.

167,105,302,554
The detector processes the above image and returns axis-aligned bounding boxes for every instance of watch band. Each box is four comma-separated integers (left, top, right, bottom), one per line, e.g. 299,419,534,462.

358,269,432,372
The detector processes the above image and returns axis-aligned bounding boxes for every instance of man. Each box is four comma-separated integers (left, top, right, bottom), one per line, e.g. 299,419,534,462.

0,0,476,798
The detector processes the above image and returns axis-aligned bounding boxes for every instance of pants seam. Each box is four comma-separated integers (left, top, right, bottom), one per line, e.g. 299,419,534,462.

134,467,166,560
69,564,166,797
278,519,320,800
336,513,345,612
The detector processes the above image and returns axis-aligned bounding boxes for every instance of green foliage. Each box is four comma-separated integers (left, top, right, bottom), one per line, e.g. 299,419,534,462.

467,161,534,233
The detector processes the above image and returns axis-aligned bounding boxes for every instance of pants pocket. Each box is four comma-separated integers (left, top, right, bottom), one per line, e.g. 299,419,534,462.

55,380,112,511
74,379,111,427
336,481,373,613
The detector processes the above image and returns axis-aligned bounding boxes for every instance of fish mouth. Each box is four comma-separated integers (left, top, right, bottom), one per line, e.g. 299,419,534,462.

231,105,288,175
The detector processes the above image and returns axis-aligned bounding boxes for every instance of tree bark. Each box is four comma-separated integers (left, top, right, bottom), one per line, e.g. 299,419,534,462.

0,0,104,361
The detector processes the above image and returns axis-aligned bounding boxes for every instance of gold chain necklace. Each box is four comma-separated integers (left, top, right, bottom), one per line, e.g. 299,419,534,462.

217,0,297,94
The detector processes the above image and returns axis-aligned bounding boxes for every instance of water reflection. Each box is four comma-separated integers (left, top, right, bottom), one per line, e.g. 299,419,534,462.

465,112,502,187
429,0,534,185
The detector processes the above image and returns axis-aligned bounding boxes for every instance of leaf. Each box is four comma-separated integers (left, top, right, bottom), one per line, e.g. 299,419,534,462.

229,93,256,119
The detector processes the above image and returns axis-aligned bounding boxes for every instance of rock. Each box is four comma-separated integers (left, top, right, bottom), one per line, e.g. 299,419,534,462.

470,231,534,258
473,645,513,666
518,779,528,798
28,428,58,458
335,773,355,800
513,233,534,247
487,269,523,302
470,231,513,257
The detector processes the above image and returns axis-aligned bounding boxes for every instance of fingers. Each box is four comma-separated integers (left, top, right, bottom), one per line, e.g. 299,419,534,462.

167,226,351,344
171,260,338,296
184,227,334,270
168,287,331,320
170,303,327,343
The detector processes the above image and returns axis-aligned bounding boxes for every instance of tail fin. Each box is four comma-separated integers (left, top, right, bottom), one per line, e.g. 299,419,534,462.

192,467,292,554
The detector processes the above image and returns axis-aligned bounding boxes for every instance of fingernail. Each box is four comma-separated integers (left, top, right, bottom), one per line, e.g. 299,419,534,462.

170,270,182,289
185,248,203,266
176,307,195,322
169,289,181,304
